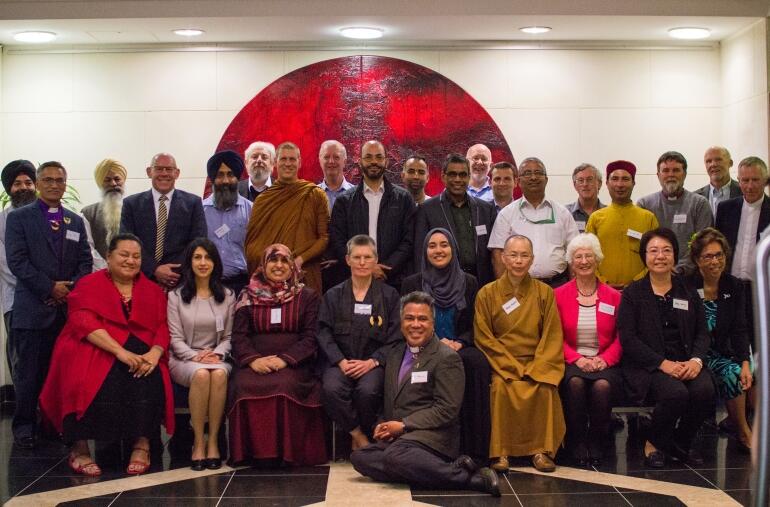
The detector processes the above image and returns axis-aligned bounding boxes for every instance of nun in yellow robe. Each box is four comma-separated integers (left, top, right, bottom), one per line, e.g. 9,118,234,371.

475,235,565,472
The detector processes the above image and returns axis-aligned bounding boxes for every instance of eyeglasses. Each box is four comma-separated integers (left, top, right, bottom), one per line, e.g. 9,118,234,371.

445,171,469,179
573,253,596,261
502,252,532,261
520,171,546,179
151,165,177,173
700,251,725,262
575,177,596,185
646,247,675,257
39,177,66,185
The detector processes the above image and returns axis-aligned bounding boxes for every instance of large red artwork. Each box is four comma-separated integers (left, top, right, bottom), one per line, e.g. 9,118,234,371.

211,55,515,196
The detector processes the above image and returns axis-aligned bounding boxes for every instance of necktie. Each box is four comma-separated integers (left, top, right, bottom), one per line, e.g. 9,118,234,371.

155,195,168,262
398,349,416,384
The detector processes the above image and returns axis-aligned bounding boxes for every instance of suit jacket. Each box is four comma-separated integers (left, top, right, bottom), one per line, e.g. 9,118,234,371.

329,179,416,286
695,179,742,202
383,335,465,458
400,272,479,347
5,201,92,329
617,274,710,405
413,192,497,285
714,195,770,272
120,189,207,279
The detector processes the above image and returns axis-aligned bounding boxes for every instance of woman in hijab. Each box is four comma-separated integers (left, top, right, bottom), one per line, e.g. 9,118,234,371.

401,228,491,465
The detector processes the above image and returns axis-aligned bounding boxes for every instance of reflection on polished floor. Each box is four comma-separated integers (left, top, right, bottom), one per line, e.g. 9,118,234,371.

0,407,752,506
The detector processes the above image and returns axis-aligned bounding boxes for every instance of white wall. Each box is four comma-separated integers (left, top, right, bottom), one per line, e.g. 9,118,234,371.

1,43,748,208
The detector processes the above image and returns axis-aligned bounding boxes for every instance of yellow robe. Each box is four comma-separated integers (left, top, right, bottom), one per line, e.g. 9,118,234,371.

474,273,565,458
245,180,330,292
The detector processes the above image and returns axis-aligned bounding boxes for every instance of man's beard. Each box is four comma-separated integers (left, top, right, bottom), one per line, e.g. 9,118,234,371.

213,182,239,210
98,189,124,245
10,189,36,208
663,181,682,195
250,166,271,183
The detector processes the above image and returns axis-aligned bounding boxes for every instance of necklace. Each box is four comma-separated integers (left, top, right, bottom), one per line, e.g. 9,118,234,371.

577,281,597,297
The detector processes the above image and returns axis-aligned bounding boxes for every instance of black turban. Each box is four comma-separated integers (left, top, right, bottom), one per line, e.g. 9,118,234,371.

1,160,36,193
207,150,245,181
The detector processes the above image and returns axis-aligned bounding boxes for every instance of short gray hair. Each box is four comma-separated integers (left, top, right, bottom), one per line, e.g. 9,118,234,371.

571,163,602,182
244,141,276,161
399,291,435,321
738,156,768,180
565,233,604,264
346,234,377,257
319,140,347,160
518,157,546,175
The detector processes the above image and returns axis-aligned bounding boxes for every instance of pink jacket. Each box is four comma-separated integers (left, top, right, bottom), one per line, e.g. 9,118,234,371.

554,279,623,366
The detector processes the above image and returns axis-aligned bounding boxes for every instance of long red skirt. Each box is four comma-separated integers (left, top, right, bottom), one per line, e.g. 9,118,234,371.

228,394,327,465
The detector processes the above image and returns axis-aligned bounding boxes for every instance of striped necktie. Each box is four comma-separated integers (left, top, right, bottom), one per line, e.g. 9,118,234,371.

155,194,168,262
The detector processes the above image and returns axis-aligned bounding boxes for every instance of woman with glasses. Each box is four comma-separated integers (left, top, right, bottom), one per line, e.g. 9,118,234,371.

554,233,622,467
617,228,714,468
685,228,753,452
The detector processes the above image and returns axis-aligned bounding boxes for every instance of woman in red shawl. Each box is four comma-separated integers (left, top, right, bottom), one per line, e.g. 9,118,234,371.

40,233,175,476
228,243,326,465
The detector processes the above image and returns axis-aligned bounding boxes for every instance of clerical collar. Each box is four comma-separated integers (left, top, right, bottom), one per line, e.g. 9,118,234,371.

408,345,422,354
48,207,59,212
663,189,684,200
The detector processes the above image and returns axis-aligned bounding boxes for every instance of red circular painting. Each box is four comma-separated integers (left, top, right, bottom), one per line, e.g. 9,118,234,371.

210,55,515,197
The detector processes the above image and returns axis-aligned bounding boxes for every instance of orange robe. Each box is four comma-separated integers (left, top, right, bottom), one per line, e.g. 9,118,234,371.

245,179,329,292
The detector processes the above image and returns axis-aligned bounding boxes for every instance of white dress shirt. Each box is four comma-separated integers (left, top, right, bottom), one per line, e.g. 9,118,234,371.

363,181,385,243
151,187,175,219
731,197,763,280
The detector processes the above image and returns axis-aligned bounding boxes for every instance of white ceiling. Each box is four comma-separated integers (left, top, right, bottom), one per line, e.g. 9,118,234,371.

0,1,766,47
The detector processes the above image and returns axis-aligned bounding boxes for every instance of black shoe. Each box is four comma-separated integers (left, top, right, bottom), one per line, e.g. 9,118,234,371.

205,458,222,470
454,455,479,474
190,459,205,471
670,445,704,467
571,442,589,467
644,450,665,468
469,467,501,497
14,436,35,449
610,413,625,431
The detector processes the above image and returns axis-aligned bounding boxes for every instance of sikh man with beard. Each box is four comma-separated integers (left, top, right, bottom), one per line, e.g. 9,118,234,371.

81,159,127,260
1,160,37,366
203,150,252,295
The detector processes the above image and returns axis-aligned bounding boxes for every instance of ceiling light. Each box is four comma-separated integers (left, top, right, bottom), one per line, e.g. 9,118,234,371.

340,27,384,39
519,26,552,35
13,31,57,43
668,27,710,40
173,28,204,37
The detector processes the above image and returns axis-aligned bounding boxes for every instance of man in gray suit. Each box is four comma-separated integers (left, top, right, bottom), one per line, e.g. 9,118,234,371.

695,146,742,217
350,291,499,496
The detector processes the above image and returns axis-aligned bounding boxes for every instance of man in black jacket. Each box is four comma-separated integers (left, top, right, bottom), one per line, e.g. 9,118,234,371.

329,140,416,289
413,154,496,285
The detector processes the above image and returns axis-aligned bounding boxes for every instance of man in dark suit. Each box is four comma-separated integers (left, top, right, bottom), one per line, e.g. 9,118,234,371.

413,154,497,285
237,141,274,201
350,291,499,495
120,152,207,289
695,146,742,217
5,161,92,448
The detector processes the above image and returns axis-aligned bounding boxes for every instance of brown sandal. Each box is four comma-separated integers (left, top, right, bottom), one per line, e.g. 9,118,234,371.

127,447,150,475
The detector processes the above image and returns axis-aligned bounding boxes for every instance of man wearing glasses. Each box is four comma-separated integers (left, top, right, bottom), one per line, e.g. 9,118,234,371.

488,157,578,287
566,163,605,233
5,161,92,448
120,152,207,289
329,140,416,290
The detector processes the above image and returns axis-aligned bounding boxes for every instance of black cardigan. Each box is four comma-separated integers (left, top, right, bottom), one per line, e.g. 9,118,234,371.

400,272,479,347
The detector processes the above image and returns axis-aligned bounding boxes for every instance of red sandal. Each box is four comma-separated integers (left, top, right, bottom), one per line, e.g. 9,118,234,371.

126,447,151,475
68,453,102,477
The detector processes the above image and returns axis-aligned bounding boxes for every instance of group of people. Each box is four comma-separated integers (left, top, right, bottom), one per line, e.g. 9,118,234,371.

0,139,764,496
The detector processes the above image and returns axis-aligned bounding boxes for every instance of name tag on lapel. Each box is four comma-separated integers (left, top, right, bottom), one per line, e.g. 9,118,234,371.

502,297,520,314
627,229,642,240
215,315,224,332
697,288,705,299
598,302,615,315
354,303,372,315
575,221,586,231
673,214,687,224
270,308,282,324
411,371,428,383
475,225,487,236
214,224,230,238
66,230,80,242
672,298,689,311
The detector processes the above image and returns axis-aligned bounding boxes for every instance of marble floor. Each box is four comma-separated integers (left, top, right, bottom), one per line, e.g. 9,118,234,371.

0,408,754,506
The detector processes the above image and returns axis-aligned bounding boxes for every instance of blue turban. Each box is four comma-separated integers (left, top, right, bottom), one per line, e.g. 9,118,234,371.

207,150,245,181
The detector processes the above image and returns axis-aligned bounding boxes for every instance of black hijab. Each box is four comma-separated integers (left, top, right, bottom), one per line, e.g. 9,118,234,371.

420,227,467,311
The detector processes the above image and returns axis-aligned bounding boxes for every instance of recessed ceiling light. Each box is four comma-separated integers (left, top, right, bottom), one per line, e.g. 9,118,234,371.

13,31,57,43
519,26,552,35
340,27,384,39
668,27,710,40
173,28,205,37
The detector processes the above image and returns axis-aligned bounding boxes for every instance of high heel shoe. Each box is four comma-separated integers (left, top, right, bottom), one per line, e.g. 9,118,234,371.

127,447,151,475
205,457,222,470
190,459,206,471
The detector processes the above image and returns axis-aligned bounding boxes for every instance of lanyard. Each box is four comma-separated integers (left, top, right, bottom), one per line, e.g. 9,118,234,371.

519,199,555,224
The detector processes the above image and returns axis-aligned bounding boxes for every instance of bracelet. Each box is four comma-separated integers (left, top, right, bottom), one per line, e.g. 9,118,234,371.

690,357,703,368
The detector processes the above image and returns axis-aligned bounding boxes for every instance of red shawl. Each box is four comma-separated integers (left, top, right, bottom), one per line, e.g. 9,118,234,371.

39,269,175,435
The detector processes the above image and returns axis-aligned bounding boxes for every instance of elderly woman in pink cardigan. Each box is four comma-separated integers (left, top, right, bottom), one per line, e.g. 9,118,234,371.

554,233,622,467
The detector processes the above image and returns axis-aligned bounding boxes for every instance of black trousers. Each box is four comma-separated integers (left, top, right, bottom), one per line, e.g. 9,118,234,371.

647,369,715,451
9,314,66,439
457,347,491,463
322,366,383,435
351,439,471,490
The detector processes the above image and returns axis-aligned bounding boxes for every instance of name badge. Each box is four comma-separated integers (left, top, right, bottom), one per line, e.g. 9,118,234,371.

627,229,642,240
66,230,80,242
697,288,705,299
270,308,282,324
475,224,487,236
354,303,372,315
215,315,224,332
502,297,520,314
598,302,615,315
673,214,687,224
575,221,586,231
411,371,428,383
214,223,231,238
672,298,689,311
